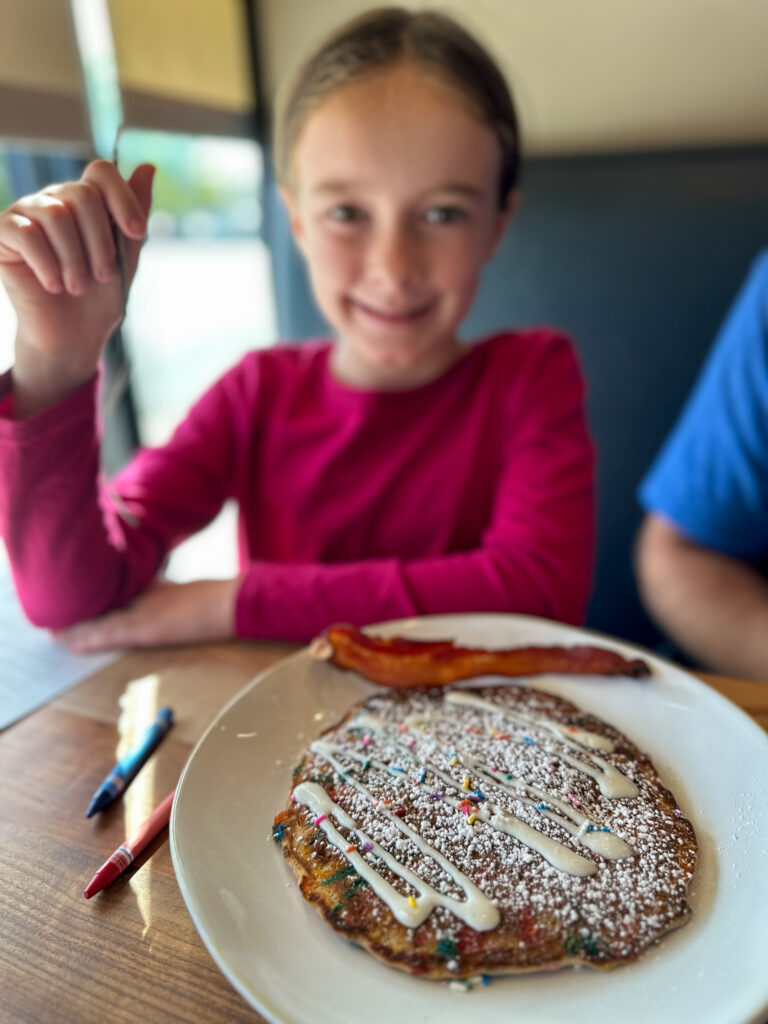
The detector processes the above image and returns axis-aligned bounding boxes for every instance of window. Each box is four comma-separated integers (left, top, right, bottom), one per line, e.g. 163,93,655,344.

1,0,277,583
116,129,277,580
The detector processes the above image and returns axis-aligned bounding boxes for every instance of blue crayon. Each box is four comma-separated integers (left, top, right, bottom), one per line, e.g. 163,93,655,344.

85,707,174,817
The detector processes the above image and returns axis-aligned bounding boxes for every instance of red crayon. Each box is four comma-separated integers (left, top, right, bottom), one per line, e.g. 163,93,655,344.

84,790,175,899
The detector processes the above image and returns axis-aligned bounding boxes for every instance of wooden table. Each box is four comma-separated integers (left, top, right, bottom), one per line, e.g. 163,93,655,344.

1,643,766,1024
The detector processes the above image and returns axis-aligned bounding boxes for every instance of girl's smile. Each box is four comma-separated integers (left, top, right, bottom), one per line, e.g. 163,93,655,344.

282,63,514,390
346,295,436,325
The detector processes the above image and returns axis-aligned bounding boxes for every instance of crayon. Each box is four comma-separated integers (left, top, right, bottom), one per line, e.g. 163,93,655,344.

84,790,175,899
85,707,173,817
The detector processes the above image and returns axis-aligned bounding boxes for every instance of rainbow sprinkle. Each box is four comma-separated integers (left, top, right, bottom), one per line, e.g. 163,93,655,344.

314,813,327,825
321,865,357,885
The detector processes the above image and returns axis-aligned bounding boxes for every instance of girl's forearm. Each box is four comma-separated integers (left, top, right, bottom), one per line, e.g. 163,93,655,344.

0,375,162,628
12,337,100,418
53,578,242,652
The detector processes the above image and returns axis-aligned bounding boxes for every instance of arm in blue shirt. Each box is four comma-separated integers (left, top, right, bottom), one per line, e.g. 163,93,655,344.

638,250,768,560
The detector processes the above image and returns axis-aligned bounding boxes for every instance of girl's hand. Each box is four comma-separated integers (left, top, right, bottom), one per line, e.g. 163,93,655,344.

50,578,240,653
0,160,155,415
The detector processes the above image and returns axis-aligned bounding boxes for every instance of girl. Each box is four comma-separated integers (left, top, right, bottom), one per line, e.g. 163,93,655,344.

0,8,594,650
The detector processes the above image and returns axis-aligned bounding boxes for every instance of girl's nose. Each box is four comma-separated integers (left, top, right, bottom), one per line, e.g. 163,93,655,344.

366,222,422,291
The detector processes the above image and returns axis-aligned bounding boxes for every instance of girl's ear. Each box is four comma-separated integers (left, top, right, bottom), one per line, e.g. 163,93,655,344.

485,189,519,263
279,185,308,257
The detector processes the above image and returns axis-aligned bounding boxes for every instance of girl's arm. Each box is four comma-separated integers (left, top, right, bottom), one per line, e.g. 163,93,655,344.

0,158,245,637
0,160,197,633
50,578,241,652
0,364,239,631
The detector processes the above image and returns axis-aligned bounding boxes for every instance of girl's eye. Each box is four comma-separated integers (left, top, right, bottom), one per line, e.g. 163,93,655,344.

423,206,466,225
328,204,364,223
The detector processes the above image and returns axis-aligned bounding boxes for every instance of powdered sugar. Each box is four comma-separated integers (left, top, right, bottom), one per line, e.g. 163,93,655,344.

280,684,697,972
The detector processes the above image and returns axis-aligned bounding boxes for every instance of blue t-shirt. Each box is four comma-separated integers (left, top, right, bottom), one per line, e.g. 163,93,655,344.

638,250,768,560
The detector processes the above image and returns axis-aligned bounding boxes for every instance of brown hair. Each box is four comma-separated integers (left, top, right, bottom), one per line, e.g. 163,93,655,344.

276,6,520,206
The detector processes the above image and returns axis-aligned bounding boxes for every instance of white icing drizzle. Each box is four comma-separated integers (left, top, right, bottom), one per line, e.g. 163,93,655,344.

403,749,597,874
294,779,500,931
555,749,638,799
442,693,639,799
292,691,642,930
460,753,632,860
444,690,615,751
355,710,634,850
480,805,595,875
317,738,598,876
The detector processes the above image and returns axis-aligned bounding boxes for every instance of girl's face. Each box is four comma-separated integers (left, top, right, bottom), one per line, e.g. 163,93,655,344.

282,63,514,390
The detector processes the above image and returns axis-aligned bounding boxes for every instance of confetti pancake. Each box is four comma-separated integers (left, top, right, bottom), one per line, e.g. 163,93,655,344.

273,684,697,979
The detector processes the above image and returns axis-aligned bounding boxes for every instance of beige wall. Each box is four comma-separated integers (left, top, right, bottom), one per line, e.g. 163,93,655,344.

258,0,768,155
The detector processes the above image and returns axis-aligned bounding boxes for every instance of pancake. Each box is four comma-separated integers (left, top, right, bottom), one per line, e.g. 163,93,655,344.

273,684,697,978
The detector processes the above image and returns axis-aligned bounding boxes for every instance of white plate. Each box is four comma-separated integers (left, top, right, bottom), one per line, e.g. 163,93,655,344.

170,614,768,1024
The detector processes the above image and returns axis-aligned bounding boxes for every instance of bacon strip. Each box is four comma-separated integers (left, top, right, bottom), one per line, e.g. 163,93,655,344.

313,624,651,688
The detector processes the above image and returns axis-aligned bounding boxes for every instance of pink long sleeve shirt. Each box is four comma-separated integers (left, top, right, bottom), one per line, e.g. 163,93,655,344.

0,331,594,641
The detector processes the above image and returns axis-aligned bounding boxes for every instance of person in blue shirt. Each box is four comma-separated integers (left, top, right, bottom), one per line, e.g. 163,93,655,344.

636,250,768,681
